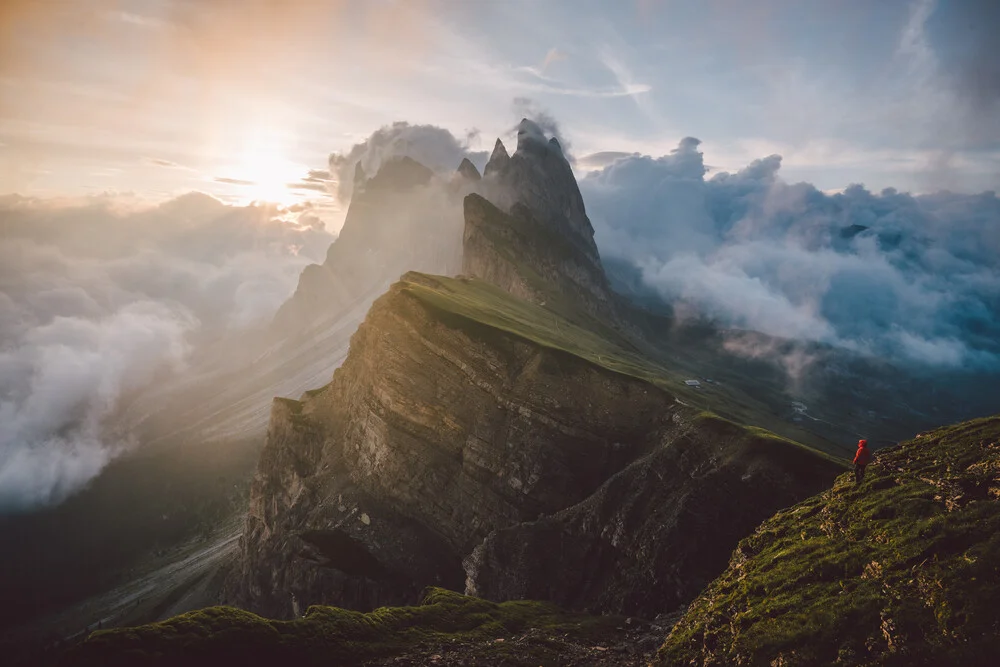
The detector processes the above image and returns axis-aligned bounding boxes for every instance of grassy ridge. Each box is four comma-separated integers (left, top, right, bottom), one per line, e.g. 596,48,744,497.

658,415,1000,666
61,588,624,667
401,273,841,456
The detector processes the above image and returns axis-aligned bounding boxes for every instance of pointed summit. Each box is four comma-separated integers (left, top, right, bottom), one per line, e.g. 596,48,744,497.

484,138,510,177
456,157,481,181
516,118,547,153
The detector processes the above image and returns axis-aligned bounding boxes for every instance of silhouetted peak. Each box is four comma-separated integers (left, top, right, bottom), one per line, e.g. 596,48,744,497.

484,138,510,177
456,157,481,181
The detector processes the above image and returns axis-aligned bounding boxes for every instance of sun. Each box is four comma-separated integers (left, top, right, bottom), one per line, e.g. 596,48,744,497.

228,130,304,207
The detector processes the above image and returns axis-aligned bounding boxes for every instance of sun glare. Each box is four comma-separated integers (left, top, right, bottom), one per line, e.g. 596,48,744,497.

227,129,305,207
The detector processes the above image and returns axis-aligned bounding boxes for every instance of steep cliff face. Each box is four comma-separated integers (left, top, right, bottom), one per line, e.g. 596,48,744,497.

462,193,616,322
467,120,619,321
232,273,679,618
464,415,843,618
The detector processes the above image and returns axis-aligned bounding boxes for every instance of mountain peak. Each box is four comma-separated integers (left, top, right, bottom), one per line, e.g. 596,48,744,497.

516,118,548,153
456,157,481,181
484,138,510,176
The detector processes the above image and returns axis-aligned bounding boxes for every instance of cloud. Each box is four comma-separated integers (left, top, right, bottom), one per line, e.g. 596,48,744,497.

0,193,335,512
0,302,191,511
214,176,256,186
328,122,488,203
577,151,639,170
580,137,1000,370
144,156,187,169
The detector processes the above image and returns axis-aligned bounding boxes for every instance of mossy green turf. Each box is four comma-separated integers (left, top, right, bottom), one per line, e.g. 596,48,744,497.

61,588,624,667
401,272,840,456
658,415,1000,666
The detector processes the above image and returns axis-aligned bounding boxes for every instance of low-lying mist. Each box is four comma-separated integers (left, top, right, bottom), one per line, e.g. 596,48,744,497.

579,138,1000,372
0,194,333,512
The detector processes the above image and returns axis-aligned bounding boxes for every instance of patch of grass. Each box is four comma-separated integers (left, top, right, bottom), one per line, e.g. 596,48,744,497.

658,415,1000,666
61,588,624,667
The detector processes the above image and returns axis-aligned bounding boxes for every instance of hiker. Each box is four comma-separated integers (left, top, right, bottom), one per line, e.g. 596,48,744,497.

853,439,871,484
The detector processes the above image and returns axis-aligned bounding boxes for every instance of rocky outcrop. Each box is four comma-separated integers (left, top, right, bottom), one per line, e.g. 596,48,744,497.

463,415,843,618
462,193,616,322
272,156,469,337
481,120,601,268
466,120,620,322
231,273,679,618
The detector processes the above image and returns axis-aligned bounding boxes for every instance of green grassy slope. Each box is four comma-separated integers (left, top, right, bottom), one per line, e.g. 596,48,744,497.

60,588,625,667
401,272,842,456
657,415,1000,666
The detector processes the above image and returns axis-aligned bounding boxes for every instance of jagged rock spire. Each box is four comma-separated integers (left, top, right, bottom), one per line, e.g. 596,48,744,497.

456,157,481,181
516,118,547,153
484,138,510,177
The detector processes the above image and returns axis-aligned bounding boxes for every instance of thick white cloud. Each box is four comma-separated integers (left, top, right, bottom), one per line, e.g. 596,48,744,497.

580,139,1000,369
329,122,489,203
0,193,335,512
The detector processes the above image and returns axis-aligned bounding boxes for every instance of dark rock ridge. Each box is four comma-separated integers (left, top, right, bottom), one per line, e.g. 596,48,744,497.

466,119,620,323
463,414,842,617
462,193,616,322
229,273,678,618
481,119,602,271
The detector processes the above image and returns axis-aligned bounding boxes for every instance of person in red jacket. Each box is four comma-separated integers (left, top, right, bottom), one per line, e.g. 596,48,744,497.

853,439,872,484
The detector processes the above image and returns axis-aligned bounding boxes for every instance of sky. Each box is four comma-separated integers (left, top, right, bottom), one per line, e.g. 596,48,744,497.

1,0,999,512
1,0,997,231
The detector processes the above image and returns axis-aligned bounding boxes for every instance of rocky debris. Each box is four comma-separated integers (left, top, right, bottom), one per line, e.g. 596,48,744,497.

464,414,842,618
657,415,1000,666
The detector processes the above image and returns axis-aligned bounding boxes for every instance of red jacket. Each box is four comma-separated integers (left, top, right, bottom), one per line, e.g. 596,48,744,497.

853,441,871,466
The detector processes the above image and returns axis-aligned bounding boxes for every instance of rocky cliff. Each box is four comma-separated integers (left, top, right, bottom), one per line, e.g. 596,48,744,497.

468,120,618,321
464,414,842,617
230,273,680,618
462,192,616,323
230,269,842,622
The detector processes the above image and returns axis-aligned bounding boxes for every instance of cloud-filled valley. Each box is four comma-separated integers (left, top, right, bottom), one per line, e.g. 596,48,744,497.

580,138,1000,369
2,115,999,514
0,194,334,511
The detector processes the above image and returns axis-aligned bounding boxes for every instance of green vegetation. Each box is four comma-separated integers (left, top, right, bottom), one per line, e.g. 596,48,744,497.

658,415,1000,666
61,588,624,667
401,272,841,456
403,273,679,389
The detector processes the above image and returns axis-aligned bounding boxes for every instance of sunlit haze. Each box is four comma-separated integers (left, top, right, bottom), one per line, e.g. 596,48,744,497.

1,0,997,232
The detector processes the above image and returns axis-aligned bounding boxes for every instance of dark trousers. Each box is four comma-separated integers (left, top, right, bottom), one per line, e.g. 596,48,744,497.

854,463,866,484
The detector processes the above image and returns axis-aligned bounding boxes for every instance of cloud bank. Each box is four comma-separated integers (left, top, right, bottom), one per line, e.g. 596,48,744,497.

0,193,334,512
329,122,489,203
580,138,1000,369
